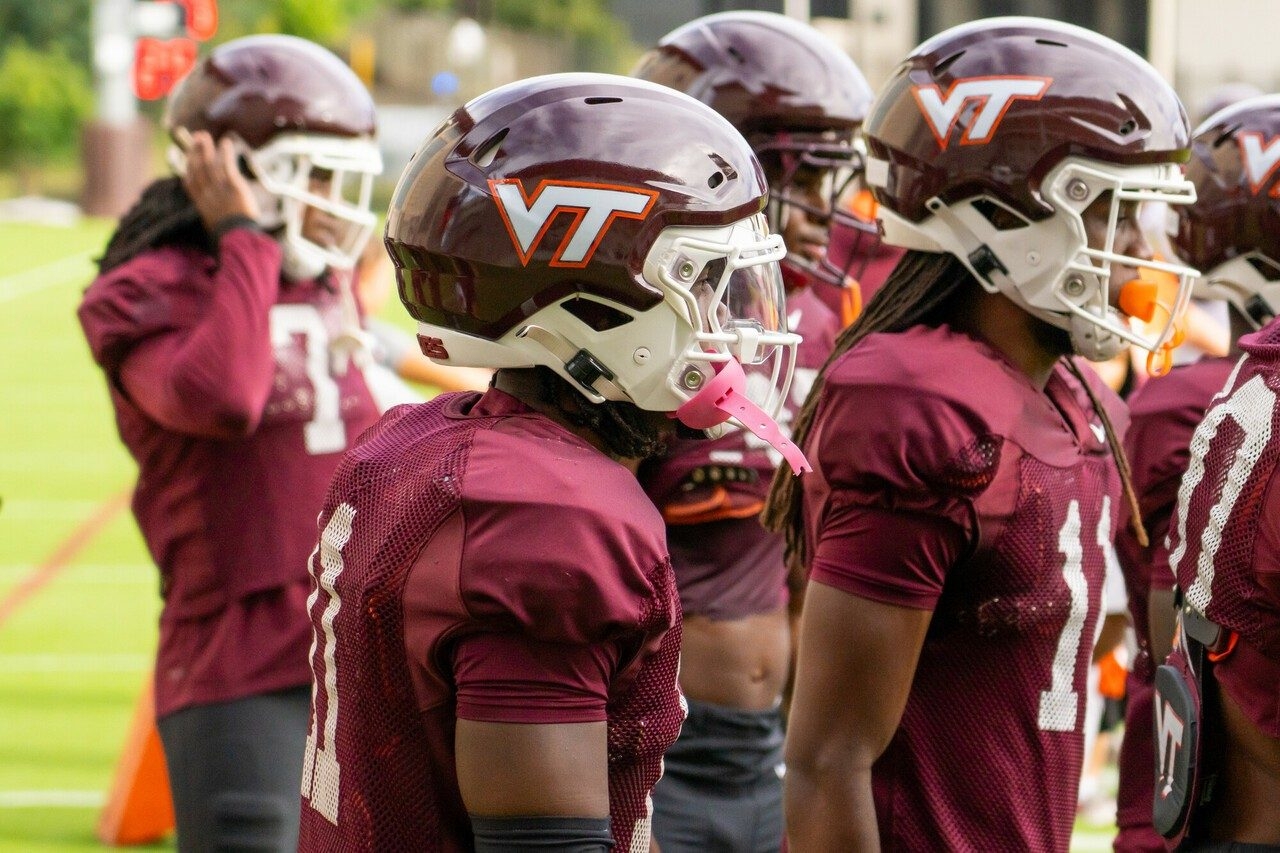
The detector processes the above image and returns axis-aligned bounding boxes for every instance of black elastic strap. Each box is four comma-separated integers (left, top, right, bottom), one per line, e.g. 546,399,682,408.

470,815,614,852
212,215,263,245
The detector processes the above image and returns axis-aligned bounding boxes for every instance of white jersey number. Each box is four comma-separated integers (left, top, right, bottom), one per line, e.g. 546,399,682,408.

1168,372,1276,615
270,304,347,455
1037,497,1112,732
300,503,355,825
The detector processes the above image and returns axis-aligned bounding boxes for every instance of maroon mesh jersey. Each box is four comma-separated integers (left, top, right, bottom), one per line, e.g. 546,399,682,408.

802,324,1127,851
297,389,684,851
1113,356,1236,850
640,287,838,618
1168,322,1280,739
77,230,380,715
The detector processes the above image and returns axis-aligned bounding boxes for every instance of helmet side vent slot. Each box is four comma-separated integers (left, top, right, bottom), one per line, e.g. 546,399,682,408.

472,129,508,168
1213,125,1242,148
1247,255,1280,282
585,96,622,105
707,152,738,182
972,198,1029,231
562,297,635,332
1034,38,1069,48
934,50,965,75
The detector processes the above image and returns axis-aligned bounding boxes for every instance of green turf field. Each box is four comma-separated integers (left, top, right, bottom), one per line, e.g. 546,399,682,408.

0,218,170,850
0,218,1123,851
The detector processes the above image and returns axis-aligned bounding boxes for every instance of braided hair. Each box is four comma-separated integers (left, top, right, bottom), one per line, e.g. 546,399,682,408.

97,177,210,274
761,249,1149,568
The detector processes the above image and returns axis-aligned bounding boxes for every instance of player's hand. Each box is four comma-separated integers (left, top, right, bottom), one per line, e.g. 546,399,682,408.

177,129,261,232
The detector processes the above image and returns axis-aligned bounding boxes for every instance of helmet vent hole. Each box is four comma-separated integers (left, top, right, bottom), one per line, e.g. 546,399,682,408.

934,51,965,75
585,96,622,105
1034,38,1069,48
1246,255,1280,282
1118,119,1137,135
473,129,508,168
726,45,746,64
707,152,738,180
562,297,635,331
1214,125,1242,148
708,172,725,189
972,198,1029,231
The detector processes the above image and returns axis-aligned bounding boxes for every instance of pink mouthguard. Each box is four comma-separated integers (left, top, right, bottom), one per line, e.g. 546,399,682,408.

673,358,811,475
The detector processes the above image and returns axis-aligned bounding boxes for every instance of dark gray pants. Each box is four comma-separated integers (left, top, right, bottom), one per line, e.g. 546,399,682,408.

156,686,310,853
651,697,785,853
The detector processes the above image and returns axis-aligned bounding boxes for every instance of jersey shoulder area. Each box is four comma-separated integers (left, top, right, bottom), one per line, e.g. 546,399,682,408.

78,245,218,371
351,391,669,644
1128,356,1237,421
810,325,1019,503
1240,316,1280,358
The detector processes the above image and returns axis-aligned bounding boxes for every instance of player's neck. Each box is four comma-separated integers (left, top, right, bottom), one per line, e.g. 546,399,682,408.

955,290,1061,390
491,369,645,474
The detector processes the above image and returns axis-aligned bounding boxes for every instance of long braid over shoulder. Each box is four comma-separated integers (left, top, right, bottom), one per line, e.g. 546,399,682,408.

1062,357,1150,548
97,177,209,274
761,250,973,569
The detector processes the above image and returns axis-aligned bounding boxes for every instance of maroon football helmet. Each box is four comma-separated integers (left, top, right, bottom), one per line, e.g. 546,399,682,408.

1175,94,1280,330
631,11,875,294
165,34,382,278
386,73,811,470
863,17,1197,362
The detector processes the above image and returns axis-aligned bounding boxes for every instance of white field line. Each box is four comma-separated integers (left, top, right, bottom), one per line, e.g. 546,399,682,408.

0,653,150,673
0,790,104,808
0,564,153,585
0,252,97,304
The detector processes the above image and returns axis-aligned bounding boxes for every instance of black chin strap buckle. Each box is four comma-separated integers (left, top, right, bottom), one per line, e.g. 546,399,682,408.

565,348,615,392
968,244,1008,284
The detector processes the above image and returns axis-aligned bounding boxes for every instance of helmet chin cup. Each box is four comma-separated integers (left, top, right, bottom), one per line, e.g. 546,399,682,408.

1068,310,1127,361
673,358,811,475
280,241,328,282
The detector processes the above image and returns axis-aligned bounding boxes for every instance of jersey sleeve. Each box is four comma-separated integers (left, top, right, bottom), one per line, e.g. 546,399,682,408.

78,230,283,437
803,350,996,609
452,631,622,724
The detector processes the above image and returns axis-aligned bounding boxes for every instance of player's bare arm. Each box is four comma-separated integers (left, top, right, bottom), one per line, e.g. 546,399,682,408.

784,582,931,852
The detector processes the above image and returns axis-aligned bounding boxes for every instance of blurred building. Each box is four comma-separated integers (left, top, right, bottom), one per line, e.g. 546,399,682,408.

609,0,1280,105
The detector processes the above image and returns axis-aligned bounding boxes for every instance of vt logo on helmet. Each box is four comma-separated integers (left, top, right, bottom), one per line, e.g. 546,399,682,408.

863,17,1198,366
489,179,659,267
911,76,1052,149
1238,132,1280,197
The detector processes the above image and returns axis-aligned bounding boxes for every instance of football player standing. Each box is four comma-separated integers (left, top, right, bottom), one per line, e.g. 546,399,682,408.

295,73,808,852
1112,94,1280,853
1154,94,1280,851
630,12,871,851
763,17,1199,852
77,35,384,852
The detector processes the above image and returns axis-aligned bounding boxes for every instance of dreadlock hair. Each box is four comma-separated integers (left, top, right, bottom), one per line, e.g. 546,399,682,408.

97,177,210,274
761,250,973,568
761,247,1152,567
535,367,669,462
1062,356,1149,548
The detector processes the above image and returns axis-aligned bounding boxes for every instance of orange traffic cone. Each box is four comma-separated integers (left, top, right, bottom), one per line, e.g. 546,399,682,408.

97,677,175,845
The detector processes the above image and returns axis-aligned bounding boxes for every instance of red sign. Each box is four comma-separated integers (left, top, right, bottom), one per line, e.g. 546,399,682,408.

133,37,197,101
131,0,217,100
177,0,218,41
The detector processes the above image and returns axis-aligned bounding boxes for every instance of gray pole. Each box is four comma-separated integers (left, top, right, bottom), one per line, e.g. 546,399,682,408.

93,0,139,126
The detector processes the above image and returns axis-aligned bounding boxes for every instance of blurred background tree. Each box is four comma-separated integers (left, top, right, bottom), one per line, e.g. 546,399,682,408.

0,0,635,201
0,41,93,194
